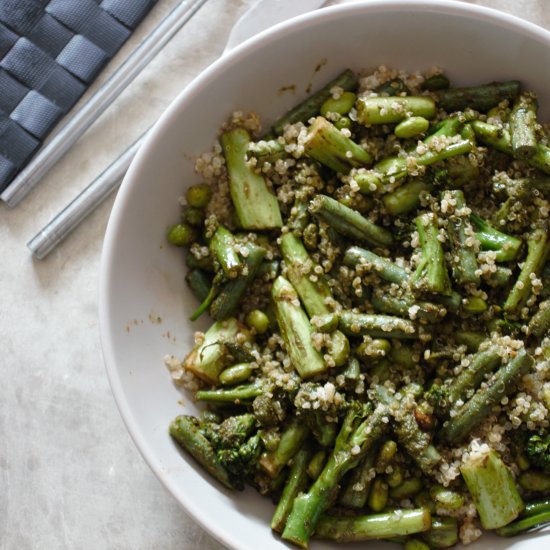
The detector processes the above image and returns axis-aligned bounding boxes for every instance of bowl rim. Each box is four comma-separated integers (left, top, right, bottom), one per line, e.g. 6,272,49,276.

99,1,550,548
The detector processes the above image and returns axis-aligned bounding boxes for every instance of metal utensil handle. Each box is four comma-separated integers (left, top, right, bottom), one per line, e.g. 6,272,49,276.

27,137,143,259
2,0,208,207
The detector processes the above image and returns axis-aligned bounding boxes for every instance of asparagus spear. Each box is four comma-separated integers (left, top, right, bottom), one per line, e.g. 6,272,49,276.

440,349,533,443
271,448,312,533
344,245,408,284
382,178,433,216
443,190,479,285
309,194,394,248
510,92,539,159
280,233,349,366
210,242,266,321
338,446,377,509
470,213,522,262
221,127,282,230
260,417,310,478
375,384,442,474
356,96,436,125
496,497,550,536
185,268,212,303
282,402,389,547
272,69,358,135
314,508,432,542
527,298,550,338
169,415,234,489
209,225,243,278
411,212,453,296
370,289,447,323
431,344,502,417
460,447,524,529
470,120,550,175
272,276,327,379
303,116,373,173
437,80,520,112
503,226,550,317
338,312,418,339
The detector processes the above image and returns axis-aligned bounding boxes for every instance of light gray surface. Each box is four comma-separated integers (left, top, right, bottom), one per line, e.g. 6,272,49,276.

0,1,548,549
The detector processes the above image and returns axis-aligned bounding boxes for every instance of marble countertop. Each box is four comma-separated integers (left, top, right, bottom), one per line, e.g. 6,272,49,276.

1,1,548,549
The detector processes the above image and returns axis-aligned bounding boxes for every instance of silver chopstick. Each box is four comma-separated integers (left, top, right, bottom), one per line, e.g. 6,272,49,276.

27,134,144,259
2,0,208,208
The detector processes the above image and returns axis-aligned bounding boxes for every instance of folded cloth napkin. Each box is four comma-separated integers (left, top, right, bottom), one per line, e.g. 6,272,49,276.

0,0,157,192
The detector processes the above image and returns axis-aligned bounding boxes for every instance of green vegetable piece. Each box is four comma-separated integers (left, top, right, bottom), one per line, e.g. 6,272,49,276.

167,223,196,247
496,496,550,536
519,470,550,492
411,212,452,296
394,116,430,138
356,96,436,125
272,276,327,379
389,476,423,500
259,417,310,478
169,415,234,490
437,80,521,112
309,194,394,248
320,91,356,116
245,309,270,334
382,178,433,216
186,183,212,208
525,433,550,472
307,449,327,480
314,508,432,543
271,448,311,533
303,116,373,173
510,92,539,159
440,349,532,443
209,225,243,278
219,363,255,386
185,269,212,303
504,227,550,317
422,73,450,91
367,478,389,512
421,517,458,549
282,402,389,547
339,312,417,339
429,484,465,510
182,318,247,384
470,213,522,262
195,382,263,404
272,69,358,135
443,190,479,285
221,127,282,230
460,448,524,529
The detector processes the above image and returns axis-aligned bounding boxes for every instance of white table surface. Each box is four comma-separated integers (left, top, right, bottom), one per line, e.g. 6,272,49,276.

1,1,548,549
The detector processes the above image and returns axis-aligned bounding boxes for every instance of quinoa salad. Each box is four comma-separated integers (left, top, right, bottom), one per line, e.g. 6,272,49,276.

164,66,550,548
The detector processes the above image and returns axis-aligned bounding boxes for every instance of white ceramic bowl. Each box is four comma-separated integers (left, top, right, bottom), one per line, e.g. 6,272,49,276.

99,1,550,549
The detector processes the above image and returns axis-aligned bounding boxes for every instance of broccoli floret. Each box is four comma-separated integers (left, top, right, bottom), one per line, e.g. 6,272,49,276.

213,413,262,490
526,433,550,473
293,382,348,446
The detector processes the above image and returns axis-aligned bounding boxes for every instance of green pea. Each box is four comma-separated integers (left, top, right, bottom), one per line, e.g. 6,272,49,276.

182,206,205,227
367,478,388,512
389,476,423,500
376,440,398,471
245,309,270,334
167,223,196,247
394,116,430,139
462,296,488,314
219,363,255,385
320,91,357,117
186,183,212,208
386,466,404,488
429,484,465,510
